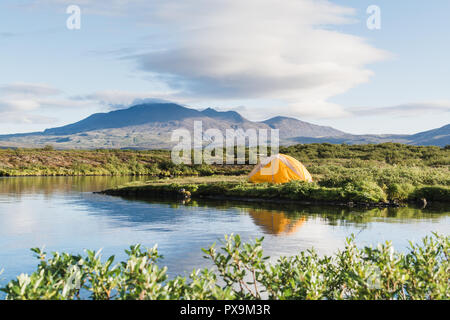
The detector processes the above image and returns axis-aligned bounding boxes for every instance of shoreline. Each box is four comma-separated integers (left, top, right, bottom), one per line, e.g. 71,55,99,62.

98,182,438,208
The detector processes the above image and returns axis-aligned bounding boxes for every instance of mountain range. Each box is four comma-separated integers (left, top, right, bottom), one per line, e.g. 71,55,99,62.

0,102,448,149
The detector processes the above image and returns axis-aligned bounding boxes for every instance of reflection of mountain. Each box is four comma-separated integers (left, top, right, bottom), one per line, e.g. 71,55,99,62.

248,209,306,235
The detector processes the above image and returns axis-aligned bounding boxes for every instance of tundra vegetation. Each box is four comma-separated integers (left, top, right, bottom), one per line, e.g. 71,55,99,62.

0,143,449,204
1,233,448,300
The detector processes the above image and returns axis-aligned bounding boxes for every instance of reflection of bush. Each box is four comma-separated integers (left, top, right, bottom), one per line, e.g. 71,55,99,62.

0,176,150,195
117,195,449,229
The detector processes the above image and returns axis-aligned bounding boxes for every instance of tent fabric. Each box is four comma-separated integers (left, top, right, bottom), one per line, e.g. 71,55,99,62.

248,154,313,184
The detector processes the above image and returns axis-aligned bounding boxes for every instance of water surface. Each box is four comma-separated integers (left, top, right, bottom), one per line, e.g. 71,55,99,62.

0,176,449,290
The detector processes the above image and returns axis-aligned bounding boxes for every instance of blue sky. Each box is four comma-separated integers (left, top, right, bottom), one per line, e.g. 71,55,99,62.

0,0,449,135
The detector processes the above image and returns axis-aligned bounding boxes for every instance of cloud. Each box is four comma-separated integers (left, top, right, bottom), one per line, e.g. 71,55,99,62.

30,0,389,119
125,0,388,118
73,90,177,110
0,112,55,124
0,99,41,112
0,82,92,125
351,101,450,118
0,32,17,38
0,83,61,114
0,82,61,98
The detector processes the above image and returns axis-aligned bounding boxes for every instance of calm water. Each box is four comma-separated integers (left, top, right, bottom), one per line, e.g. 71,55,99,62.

0,176,449,290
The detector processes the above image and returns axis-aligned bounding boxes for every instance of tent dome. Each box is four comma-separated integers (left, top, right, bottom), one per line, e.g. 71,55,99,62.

248,154,313,184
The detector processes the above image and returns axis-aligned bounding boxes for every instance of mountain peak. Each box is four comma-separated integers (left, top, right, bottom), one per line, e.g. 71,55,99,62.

261,115,345,138
201,108,246,122
263,116,302,123
43,102,202,135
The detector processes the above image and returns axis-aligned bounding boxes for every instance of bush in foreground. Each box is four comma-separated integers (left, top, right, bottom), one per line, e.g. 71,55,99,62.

1,234,448,300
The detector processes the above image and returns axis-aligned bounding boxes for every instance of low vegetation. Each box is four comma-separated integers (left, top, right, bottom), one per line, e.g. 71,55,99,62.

103,178,450,204
1,144,448,203
0,148,247,177
0,143,448,177
1,233,448,300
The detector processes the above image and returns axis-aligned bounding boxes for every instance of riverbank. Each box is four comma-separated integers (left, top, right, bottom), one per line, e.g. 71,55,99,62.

100,175,450,207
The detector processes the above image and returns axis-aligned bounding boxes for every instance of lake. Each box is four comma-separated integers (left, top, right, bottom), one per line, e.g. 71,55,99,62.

0,176,449,292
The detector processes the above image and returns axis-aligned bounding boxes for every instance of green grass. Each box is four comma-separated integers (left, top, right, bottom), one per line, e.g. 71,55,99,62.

0,143,448,177
1,144,449,203
103,177,450,204
0,148,246,177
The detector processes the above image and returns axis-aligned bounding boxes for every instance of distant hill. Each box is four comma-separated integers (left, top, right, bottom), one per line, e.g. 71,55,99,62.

408,124,450,146
0,102,448,149
261,116,345,138
286,124,450,147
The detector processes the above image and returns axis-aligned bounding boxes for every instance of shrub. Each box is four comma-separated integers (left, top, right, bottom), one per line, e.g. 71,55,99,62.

411,186,450,202
342,180,387,202
1,234,448,300
42,145,54,151
386,183,416,201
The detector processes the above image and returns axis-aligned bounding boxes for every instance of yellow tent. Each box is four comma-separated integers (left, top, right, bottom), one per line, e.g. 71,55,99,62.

248,154,313,184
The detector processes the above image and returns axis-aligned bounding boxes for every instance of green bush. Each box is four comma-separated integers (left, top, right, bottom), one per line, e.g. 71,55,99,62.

1,234,448,300
115,180,390,203
386,183,416,201
412,186,450,202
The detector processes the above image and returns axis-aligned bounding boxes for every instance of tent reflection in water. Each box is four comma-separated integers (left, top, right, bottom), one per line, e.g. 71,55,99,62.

248,209,306,235
248,154,313,184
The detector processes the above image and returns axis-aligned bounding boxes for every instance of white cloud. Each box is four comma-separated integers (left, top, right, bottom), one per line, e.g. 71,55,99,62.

73,90,177,110
30,0,389,119
0,112,55,124
132,0,388,118
0,82,93,125
351,101,450,118
0,99,41,111
0,82,61,98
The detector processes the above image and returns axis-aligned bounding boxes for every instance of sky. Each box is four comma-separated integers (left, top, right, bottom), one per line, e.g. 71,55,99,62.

0,0,449,135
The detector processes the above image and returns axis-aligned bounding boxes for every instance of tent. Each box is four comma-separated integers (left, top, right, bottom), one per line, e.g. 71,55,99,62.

248,154,313,184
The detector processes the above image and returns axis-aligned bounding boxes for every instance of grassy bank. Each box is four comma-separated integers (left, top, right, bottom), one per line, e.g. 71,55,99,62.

102,176,450,205
2,233,448,300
